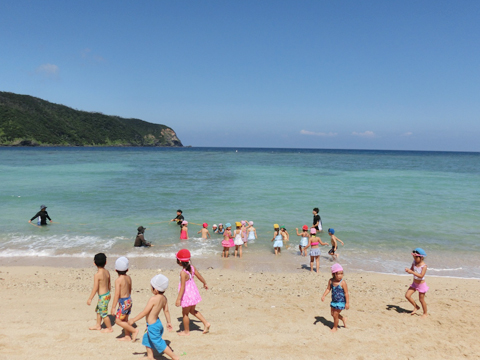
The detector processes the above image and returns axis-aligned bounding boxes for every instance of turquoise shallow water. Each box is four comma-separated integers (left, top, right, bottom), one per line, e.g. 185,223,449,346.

1,147,479,277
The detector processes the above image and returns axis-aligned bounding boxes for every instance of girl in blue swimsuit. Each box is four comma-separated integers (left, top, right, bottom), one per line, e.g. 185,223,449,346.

321,263,349,332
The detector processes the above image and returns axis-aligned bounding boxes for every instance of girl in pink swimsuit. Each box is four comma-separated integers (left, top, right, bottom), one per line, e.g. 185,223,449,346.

180,221,188,240
405,247,428,318
175,249,211,335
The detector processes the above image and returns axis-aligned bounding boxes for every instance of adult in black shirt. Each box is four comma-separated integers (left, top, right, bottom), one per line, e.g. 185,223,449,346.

134,226,152,247
29,205,52,225
313,207,322,231
171,209,184,231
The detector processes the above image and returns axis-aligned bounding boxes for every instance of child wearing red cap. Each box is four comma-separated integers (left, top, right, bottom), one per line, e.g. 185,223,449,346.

175,249,211,336
197,223,211,239
295,225,310,256
321,263,349,332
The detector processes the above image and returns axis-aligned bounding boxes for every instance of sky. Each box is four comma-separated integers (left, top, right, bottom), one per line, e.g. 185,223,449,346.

1,1,479,151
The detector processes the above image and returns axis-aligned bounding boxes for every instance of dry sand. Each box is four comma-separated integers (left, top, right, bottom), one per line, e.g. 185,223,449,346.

0,264,479,360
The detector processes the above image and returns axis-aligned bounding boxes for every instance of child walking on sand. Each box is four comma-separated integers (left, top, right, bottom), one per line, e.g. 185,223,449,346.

271,224,283,255
87,253,113,332
128,274,179,360
221,223,234,257
175,249,210,335
405,248,429,318
321,263,349,332
295,225,309,256
233,222,244,258
197,223,211,239
327,228,344,261
111,257,139,342
180,221,188,240
305,228,328,273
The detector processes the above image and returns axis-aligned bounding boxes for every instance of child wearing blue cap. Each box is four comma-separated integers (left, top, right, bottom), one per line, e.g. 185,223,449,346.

327,228,344,261
405,248,428,318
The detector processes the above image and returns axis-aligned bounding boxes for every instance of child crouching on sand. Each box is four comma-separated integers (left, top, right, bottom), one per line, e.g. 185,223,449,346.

87,253,112,332
405,248,428,318
128,274,179,360
175,249,210,335
321,264,349,332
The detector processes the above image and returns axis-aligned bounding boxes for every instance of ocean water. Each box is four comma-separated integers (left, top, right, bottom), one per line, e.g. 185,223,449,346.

1,147,479,278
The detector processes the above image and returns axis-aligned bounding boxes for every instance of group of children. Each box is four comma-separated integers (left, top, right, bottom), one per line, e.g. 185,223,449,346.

87,249,210,360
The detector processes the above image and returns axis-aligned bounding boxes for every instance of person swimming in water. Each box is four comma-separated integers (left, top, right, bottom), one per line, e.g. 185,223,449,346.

29,205,52,225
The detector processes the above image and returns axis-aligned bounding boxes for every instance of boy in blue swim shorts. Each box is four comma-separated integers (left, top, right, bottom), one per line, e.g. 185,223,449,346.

129,274,179,360
87,253,113,332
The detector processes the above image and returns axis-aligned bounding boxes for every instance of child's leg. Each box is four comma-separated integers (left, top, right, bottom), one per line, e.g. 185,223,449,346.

274,247,278,255
337,310,347,328
418,293,428,318
101,315,112,332
405,288,420,315
331,309,340,332
189,305,211,334
179,306,191,336
89,313,103,330
239,244,242,258
315,256,320,273
163,345,180,360
116,316,139,342
146,347,155,360
310,256,314,272
234,245,238,258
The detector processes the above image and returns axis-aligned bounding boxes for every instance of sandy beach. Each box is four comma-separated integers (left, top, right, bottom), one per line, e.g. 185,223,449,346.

1,263,479,360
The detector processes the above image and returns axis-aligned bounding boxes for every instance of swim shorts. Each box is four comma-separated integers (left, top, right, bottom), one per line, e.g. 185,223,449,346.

142,318,167,353
328,246,336,255
95,291,111,318
116,296,132,320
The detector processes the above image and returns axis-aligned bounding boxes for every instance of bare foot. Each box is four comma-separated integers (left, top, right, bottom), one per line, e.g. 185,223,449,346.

341,317,348,328
331,327,338,333
89,325,101,330
177,331,190,336
202,323,211,334
100,328,113,333
117,336,132,341
421,314,428,319
131,328,139,342
410,305,420,315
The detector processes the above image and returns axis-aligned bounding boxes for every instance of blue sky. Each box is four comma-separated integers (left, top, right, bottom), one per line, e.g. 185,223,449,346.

1,1,479,151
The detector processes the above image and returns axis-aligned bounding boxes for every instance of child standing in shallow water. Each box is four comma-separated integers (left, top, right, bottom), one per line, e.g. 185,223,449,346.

405,248,429,318
221,223,233,257
197,223,211,239
321,263,349,332
128,274,179,360
233,222,244,258
175,249,210,336
87,253,112,332
295,225,309,256
327,228,344,261
111,257,139,342
180,221,188,240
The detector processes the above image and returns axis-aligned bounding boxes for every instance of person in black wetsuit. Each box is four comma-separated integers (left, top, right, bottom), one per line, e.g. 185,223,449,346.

170,209,184,233
313,207,322,232
29,205,52,225
134,226,153,247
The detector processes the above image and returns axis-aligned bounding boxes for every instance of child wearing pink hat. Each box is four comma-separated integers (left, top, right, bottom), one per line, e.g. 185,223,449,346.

197,223,211,239
175,249,210,335
321,263,349,332
180,221,188,240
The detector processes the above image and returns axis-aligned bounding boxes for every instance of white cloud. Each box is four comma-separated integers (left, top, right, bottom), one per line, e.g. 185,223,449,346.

352,131,375,138
402,132,413,137
35,63,59,78
300,130,338,137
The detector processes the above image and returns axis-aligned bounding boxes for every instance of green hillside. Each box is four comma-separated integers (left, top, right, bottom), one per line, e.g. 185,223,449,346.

0,91,183,147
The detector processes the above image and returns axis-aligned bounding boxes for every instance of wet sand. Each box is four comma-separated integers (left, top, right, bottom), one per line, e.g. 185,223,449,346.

0,263,479,360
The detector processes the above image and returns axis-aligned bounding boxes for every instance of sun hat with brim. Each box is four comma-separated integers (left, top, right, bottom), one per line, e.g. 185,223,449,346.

225,223,232,228
40,205,47,209
137,226,146,233
151,274,169,292
115,256,129,271
235,222,242,227
182,221,188,225
331,263,343,273
302,225,308,231
176,249,191,262
328,228,335,234
412,248,427,257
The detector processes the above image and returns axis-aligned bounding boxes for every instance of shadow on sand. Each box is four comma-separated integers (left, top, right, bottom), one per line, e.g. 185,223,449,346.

386,304,411,314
